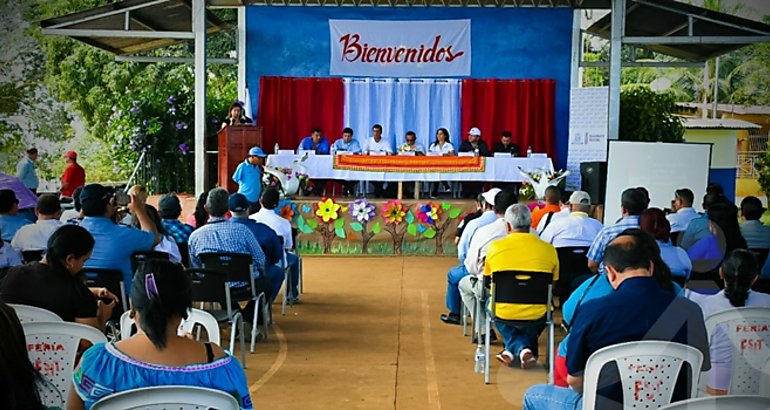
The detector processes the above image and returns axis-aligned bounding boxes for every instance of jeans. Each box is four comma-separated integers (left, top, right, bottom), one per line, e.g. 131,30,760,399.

459,275,486,330
445,264,467,314
523,384,583,410
286,252,300,298
494,319,544,357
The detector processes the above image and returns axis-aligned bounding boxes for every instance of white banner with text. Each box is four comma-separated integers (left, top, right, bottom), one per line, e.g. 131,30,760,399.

329,19,471,77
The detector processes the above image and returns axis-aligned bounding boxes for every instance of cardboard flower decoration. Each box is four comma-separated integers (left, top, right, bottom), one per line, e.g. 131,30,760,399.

315,197,342,222
349,199,376,224
382,200,407,224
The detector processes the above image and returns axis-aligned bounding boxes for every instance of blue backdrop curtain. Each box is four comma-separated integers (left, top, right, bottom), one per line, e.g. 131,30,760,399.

343,78,462,151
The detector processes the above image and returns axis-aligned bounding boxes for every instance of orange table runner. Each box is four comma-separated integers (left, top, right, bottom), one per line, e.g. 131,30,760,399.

333,155,486,173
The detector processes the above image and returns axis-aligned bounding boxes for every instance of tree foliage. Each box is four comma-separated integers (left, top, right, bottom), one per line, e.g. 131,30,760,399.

619,85,684,142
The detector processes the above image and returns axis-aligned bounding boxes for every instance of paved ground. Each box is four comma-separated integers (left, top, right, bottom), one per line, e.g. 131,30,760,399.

234,256,565,410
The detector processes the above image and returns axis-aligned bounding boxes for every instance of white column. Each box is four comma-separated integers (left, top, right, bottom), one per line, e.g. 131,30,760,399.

569,10,582,89
193,0,208,198
237,6,247,102
608,0,625,140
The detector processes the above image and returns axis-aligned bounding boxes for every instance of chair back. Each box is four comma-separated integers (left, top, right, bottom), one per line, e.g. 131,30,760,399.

10,304,63,323
23,321,108,407
199,253,254,283
658,395,770,410
177,243,190,267
703,306,770,396
555,246,591,299
130,250,170,277
83,267,128,312
582,341,704,410
490,270,552,321
187,268,231,307
22,249,45,263
91,385,240,410
119,308,220,345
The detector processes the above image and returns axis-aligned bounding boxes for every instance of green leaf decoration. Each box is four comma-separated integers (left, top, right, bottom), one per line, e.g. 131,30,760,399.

350,222,364,232
441,203,451,210
405,210,415,224
423,228,437,239
335,227,346,239
449,208,462,219
334,218,345,229
306,218,318,229
407,223,417,236
372,222,382,234
297,215,313,234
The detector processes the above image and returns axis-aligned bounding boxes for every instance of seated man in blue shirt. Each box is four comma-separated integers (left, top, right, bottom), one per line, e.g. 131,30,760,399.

523,230,710,410
0,189,33,243
331,127,362,196
232,146,267,212
298,128,330,196
79,184,160,288
229,193,285,304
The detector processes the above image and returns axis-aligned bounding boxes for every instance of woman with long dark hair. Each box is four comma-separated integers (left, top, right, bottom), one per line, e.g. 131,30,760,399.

690,249,770,395
0,225,117,330
429,128,455,199
186,191,209,229
68,260,252,409
687,203,747,275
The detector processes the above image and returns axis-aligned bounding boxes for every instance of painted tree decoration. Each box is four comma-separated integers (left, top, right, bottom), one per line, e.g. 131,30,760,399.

295,197,347,254
348,199,377,254
381,200,410,255
413,202,463,255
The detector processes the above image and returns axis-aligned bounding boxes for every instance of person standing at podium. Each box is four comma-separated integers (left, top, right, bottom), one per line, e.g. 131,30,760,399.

232,146,267,213
220,101,253,130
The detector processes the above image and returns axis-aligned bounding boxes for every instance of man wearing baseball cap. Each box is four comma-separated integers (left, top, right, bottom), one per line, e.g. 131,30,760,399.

458,127,490,198
232,146,267,212
60,150,85,198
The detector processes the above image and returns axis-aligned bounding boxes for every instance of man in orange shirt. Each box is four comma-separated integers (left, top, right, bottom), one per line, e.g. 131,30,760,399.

60,150,85,198
530,186,562,230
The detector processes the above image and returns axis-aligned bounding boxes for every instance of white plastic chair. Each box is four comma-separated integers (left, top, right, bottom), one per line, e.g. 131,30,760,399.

582,341,704,410
703,306,770,396
91,385,240,410
119,308,221,345
10,304,63,323
23,321,108,408
658,395,770,409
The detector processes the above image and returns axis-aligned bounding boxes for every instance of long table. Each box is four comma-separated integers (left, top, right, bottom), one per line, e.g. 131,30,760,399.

266,154,554,182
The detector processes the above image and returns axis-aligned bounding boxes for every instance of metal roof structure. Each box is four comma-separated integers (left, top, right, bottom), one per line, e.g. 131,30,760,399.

677,102,770,116
209,0,609,6
40,0,227,55
680,117,761,130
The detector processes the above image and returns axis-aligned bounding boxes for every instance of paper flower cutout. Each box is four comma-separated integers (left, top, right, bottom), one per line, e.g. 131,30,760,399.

382,200,407,224
417,202,441,225
279,203,295,221
349,199,375,224
315,197,342,223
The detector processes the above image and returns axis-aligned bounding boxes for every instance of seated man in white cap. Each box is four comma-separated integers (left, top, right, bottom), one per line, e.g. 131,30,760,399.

232,146,267,213
458,127,490,198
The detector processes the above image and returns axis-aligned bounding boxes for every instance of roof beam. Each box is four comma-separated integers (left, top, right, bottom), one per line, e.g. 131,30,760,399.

623,35,770,44
115,55,237,64
580,60,703,67
44,0,173,29
632,0,770,36
41,28,194,39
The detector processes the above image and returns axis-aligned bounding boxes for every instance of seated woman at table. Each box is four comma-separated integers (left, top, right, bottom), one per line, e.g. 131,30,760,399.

220,101,252,129
397,131,425,155
429,128,455,199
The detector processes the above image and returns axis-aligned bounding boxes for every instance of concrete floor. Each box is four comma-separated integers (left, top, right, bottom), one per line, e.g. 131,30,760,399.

236,256,565,410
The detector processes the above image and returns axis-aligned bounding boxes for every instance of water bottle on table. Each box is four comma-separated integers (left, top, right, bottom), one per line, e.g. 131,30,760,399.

274,142,280,154
527,146,532,158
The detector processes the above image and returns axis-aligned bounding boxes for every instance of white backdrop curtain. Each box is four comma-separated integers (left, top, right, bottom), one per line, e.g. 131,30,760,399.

343,78,462,151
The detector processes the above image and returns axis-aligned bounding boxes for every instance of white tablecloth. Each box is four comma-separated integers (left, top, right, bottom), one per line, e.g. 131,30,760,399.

266,155,554,182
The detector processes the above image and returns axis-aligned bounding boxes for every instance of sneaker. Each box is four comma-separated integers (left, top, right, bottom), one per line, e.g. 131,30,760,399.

439,313,461,325
519,348,538,369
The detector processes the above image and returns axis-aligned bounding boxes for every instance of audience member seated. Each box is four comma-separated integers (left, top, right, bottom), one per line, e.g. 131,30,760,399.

738,196,770,277
0,228,22,274
0,225,117,331
79,184,160,286
0,189,32,243
131,204,181,264
485,203,559,369
229,193,285,305
666,188,698,234
687,203,747,276
680,191,732,250
249,188,300,303
539,191,603,248
688,249,770,396
531,186,563,230
69,260,252,410
158,193,194,245
187,191,209,229
10,194,62,252
60,186,84,224
458,190,517,342
523,230,710,409
454,194,484,246
0,298,60,409
640,208,692,281
587,187,647,274
440,188,500,325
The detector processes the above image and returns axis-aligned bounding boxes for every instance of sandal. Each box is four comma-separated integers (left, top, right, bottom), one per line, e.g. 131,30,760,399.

495,350,514,367
519,348,538,369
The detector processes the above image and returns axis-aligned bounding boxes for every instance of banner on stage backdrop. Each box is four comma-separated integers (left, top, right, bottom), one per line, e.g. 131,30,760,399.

329,19,471,77
567,87,609,190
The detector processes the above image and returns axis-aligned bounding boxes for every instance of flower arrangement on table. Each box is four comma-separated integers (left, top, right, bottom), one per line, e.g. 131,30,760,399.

348,199,379,254
263,162,310,198
518,167,570,201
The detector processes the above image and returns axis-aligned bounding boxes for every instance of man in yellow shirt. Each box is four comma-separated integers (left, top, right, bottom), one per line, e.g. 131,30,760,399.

484,203,559,369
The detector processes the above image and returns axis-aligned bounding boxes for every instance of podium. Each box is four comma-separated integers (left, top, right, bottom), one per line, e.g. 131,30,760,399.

217,125,263,193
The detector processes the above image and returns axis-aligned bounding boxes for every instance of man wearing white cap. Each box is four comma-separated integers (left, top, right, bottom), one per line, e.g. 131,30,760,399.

441,187,501,325
232,146,267,212
458,127,490,198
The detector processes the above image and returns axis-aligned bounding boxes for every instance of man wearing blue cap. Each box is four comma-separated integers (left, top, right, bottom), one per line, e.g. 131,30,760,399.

232,146,267,213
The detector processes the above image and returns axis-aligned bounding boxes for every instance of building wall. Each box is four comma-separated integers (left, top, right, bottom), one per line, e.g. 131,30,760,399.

684,128,739,201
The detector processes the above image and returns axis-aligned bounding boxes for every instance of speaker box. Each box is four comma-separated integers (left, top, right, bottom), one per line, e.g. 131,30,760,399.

580,161,607,205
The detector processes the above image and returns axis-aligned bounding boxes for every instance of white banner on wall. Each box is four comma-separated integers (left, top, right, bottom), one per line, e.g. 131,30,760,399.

567,87,609,190
329,19,471,77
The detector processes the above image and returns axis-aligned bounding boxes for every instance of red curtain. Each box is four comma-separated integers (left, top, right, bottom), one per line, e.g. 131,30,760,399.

257,77,344,152
461,79,556,160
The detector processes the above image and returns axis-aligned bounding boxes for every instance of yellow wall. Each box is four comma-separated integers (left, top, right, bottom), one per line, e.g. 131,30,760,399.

683,129,738,169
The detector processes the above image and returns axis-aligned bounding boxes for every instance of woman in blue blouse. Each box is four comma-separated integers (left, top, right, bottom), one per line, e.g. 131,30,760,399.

69,260,252,409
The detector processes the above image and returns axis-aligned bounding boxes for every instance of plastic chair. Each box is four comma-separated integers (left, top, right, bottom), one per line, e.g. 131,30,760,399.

130,250,170,277
22,249,45,263
23,321,108,408
484,270,555,384
703,307,770,396
91,385,240,410
555,246,591,303
10,304,63,323
83,267,128,312
658,395,770,409
581,341,704,410
178,242,191,268
119,308,221,345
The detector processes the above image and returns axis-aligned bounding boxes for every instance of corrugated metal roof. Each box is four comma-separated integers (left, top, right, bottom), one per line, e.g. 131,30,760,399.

681,116,761,129
676,102,770,116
